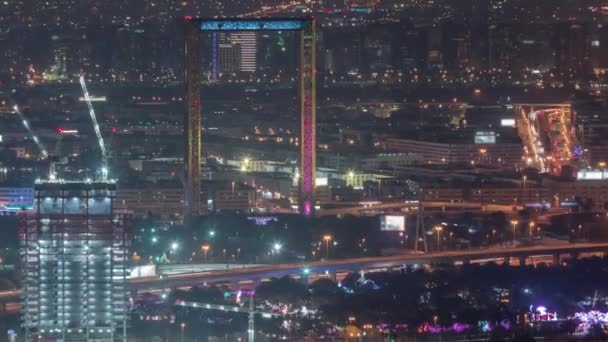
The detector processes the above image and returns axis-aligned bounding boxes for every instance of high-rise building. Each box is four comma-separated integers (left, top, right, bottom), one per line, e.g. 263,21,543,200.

230,32,257,72
19,180,130,341
218,41,241,74
213,32,257,76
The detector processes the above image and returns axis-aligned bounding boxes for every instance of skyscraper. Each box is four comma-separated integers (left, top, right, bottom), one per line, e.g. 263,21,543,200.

218,40,242,74
19,180,130,341
215,32,257,74
231,32,257,72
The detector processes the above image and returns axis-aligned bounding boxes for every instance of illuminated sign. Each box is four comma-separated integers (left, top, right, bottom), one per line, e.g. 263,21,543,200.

500,118,516,127
247,216,278,226
198,20,306,31
380,215,406,231
2,205,34,211
474,131,496,144
577,169,608,180
316,177,328,186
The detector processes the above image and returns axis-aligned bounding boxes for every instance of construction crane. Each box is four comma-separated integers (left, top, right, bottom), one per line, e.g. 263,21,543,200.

12,104,48,159
79,75,108,180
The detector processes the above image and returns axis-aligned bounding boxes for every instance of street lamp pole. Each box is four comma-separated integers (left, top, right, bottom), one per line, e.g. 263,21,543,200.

434,226,443,251
510,220,519,245
529,221,535,240
272,243,282,264
323,235,332,259
201,244,210,263
180,322,186,342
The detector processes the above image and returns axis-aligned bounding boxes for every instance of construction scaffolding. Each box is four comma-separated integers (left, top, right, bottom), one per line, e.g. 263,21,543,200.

18,180,131,341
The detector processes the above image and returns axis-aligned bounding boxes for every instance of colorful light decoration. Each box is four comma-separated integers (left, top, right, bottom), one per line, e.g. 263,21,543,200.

573,311,608,335
199,20,306,31
531,305,558,321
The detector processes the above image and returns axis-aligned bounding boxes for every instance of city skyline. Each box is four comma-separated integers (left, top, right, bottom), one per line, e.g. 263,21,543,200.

1,0,608,341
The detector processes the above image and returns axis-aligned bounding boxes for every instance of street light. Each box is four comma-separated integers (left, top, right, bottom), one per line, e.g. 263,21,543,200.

208,230,216,238
434,226,443,251
522,175,527,200
510,220,519,244
323,234,332,259
529,221,535,240
201,244,210,263
180,322,186,342
170,241,179,252
272,242,282,263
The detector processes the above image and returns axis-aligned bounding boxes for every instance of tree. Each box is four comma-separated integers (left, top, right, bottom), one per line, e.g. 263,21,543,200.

256,276,308,304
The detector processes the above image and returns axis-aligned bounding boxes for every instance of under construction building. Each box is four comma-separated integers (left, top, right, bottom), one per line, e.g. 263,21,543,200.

18,180,130,341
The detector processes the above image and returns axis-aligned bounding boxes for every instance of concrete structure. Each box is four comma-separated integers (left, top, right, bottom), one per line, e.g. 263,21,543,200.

383,138,522,167
114,187,183,219
358,152,421,170
18,180,130,341
125,242,608,292
4,243,608,313
424,186,550,205
544,177,608,211
214,188,257,213
185,18,316,218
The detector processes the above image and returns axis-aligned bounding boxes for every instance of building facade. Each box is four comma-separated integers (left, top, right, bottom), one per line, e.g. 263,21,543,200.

383,138,523,167
19,180,130,341
114,187,183,219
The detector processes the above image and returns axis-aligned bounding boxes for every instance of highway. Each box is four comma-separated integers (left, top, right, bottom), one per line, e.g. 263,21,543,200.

316,200,521,217
129,241,608,291
3,241,608,309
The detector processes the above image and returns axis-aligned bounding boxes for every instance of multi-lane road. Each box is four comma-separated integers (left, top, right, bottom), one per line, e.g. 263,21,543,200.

2,241,608,314
130,241,608,290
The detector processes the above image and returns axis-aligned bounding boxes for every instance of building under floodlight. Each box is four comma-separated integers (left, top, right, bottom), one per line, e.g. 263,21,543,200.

19,179,130,341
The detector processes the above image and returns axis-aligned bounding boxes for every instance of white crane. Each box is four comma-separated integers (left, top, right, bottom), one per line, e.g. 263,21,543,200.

13,104,48,159
79,75,108,180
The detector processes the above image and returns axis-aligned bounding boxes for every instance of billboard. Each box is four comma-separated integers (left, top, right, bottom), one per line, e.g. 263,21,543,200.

501,118,516,127
474,131,496,144
577,170,607,180
380,215,406,231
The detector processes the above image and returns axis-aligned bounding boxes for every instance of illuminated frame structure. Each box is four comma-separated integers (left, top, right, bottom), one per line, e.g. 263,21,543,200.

184,18,316,217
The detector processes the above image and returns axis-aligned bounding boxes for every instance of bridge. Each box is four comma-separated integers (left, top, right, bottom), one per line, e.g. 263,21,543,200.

127,242,608,291
316,200,521,217
2,242,608,314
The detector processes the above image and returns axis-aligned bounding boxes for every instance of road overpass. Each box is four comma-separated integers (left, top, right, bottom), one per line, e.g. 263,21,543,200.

128,242,608,291
3,242,608,313
316,200,521,217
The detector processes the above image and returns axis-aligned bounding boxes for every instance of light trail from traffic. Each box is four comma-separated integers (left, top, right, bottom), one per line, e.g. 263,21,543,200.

515,104,581,175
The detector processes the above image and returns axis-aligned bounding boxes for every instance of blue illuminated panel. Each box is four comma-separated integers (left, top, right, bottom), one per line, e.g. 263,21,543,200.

199,20,307,31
